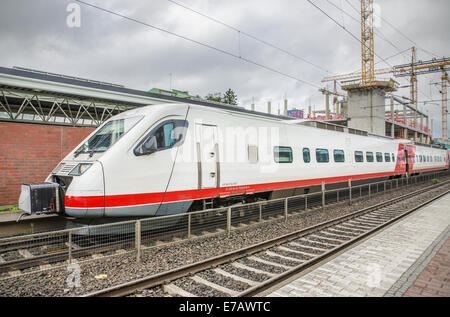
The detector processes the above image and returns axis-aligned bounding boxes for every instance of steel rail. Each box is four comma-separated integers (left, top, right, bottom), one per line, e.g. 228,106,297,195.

82,180,449,297
2,174,437,273
239,188,450,297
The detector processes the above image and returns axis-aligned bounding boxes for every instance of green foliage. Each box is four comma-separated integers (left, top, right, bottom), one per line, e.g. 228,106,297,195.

205,93,222,103
205,89,238,105
432,178,440,184
222,88,238,105
0,206,19,212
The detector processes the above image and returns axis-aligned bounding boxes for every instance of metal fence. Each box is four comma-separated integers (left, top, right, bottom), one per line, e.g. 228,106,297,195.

0,171,447,267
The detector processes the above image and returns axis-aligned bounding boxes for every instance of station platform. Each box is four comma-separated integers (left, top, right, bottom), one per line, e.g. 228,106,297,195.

267,193,450,297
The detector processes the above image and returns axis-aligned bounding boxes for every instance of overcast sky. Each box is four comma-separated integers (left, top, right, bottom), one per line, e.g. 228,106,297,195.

0,0,449,138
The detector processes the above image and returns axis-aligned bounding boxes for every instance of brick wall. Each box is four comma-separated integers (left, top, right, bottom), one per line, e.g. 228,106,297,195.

0,122,95,206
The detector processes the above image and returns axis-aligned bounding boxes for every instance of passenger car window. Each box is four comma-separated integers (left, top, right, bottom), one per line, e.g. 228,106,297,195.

366,152,374,162
333,149,345,163
274,147,293,163
355,151,364,162
384,153,390,162
316,149,329,163
392,153,395,162
376,152,383,162
303,148,311,163
134,120,188,156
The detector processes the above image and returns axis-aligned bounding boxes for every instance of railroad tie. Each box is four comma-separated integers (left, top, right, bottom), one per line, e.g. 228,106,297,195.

66,242,81,250
309,234,346,243
18,249,33,258
190,275,239,296
163,283,197,297
247,256,293,270
296,238,338,249
323,228,357,237
231,262,276,277
213,268,259,287
289,241,330,252
39,264,52,270
8,270,21,277
265,250,303,263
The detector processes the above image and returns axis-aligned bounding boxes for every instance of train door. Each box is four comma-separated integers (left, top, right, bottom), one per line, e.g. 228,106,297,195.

196,124,220,189
404,148,409,174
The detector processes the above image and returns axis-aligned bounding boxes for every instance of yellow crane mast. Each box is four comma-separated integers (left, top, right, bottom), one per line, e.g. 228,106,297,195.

361,0,375,85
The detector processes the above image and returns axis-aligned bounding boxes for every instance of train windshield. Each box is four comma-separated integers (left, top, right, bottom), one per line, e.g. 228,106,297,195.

75,116,142,156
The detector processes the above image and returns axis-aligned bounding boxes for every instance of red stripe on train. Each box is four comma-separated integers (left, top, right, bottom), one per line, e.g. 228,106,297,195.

65,170,402,208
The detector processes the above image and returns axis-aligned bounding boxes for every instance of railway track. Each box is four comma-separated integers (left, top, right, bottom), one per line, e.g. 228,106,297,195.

0,174,446,276
82,181,449,297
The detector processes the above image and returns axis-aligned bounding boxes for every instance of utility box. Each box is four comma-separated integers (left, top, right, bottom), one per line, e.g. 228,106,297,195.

18,183,61,215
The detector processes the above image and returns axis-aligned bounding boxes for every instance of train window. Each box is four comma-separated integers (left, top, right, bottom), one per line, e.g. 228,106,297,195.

274,147,293,163
303,148,311,163
333,149,345,162
134,120,189,156
384,153,390,162
316,149,329,163
248,145,258,163
366,152,374,162
392,153,395,162
76,116,143,156
376,152,383,162
355,151,364,162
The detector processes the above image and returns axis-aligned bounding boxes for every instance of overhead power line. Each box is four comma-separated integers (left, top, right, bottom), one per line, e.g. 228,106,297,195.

346,0,441,59
74,0,321,89
306,0,392,68
165,0,331,74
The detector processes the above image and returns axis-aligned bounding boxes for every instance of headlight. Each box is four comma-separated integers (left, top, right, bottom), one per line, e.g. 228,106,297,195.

69,163,93,176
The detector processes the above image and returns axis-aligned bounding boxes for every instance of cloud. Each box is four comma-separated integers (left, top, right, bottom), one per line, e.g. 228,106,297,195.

0,0,448,137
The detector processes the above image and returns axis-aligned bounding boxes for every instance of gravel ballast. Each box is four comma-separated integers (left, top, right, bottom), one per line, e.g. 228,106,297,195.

0,178,448,297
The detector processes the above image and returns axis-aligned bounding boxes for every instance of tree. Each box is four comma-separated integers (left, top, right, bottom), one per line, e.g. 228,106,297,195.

205,93,222,103
222,88,238,105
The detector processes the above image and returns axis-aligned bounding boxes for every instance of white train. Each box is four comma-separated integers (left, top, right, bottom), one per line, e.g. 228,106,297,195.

19,103,449,220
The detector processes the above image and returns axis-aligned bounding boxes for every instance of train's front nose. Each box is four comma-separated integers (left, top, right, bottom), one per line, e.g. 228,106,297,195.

63,162,105,218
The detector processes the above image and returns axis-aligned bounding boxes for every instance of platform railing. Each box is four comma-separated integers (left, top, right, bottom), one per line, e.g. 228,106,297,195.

0,171,447,268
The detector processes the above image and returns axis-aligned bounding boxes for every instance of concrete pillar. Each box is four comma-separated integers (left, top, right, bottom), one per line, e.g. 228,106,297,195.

284,99,288,116
442,76,448,142
345,88,386,135
403,103,408,139
390,96,394,137
420,114,424,143
325,91,330,120
251,103,255,111
308,106,311,119
268,101,271,114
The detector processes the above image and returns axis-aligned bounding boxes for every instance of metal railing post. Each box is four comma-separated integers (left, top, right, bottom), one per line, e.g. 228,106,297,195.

259,204,262,222
384,181,386,192
305,195,308,210
368,184,371,197
321,182,325,211
187,214,191,239
285,198,288,222
135,220,141,263
337,190,340,202
68,230,72,264
348,179,352,205
227,207,231,237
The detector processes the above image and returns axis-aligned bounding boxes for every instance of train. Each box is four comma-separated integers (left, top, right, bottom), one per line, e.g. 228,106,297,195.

18,102,449,225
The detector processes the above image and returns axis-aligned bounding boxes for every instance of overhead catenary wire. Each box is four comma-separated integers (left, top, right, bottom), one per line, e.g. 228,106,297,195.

74,0,322,89
305,0,392,69
165,0,331,75
346,0,441,59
